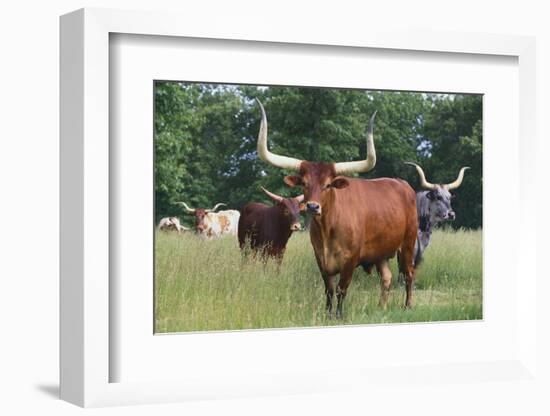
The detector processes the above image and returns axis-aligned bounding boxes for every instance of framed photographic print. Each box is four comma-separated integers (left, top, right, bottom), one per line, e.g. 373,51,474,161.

151,80,483,333
60,7,538,408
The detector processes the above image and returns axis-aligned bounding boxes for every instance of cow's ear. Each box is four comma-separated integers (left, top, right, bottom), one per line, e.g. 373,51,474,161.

284,175,303,188
450,191,456,199
330,177,349,189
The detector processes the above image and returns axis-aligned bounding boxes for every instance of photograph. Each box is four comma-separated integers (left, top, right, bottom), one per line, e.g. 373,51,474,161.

153,81,483,333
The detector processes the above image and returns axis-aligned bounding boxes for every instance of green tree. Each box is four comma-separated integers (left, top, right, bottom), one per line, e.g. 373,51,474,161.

154,83,483,229
420,94,483,228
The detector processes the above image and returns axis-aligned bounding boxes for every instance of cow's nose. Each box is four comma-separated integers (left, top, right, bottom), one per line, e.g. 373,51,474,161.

290,222,301,231
306,202,321,215
447,211,456,220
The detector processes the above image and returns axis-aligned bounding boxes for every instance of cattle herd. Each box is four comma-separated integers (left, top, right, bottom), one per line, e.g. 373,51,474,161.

157,99,469,318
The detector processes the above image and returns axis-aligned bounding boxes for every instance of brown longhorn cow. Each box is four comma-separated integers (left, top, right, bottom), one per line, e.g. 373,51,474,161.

238,187,304,262
255,99,418,317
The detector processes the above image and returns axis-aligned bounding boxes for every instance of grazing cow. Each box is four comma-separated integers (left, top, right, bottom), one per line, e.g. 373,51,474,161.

405,162,469,265
238,187,304,262
157,216,189,233
255,99,418,317
177,201,240,239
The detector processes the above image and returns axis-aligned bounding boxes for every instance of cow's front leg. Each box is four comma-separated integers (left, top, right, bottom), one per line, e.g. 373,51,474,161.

274,249,285,272
336,262,355,319
404,271,415,309
322,273,335,317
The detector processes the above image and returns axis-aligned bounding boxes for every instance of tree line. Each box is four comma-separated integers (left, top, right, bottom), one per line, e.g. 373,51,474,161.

154,82,482,229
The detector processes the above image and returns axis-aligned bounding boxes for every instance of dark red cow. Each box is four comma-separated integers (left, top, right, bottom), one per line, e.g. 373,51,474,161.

238,187,304,262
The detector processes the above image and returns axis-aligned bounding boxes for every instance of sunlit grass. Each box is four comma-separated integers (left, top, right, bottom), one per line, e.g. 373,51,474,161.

155,228,482,333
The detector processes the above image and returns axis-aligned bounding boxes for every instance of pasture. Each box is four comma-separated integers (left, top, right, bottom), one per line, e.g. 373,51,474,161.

155,228,482,333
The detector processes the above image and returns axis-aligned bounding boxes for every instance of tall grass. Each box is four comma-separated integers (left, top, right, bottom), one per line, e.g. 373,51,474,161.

155,228,482,333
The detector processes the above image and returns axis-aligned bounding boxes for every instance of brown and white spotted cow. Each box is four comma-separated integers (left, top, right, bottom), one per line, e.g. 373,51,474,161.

177,202,240,239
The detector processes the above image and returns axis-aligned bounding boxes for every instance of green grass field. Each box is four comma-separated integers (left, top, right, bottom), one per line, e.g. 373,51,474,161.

155,228,482,333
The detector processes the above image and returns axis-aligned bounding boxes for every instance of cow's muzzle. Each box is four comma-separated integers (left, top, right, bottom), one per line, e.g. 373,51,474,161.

306,201,321,216
290,222,301,231
446,211,456,220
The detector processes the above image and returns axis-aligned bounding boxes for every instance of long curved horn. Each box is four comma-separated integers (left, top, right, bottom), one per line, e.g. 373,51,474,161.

334,111,378,175
205,203,226,213
176,201,196,213
256,98,302,171
405,162,437,190
294,194,305,203
444,167,470,190
261,186,283,203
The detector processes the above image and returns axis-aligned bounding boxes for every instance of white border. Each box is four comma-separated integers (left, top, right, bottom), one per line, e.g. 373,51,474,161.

112,34,517,384
60,8,537,407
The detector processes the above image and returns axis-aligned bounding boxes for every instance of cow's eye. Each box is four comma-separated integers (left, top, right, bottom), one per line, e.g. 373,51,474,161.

284,209,290,215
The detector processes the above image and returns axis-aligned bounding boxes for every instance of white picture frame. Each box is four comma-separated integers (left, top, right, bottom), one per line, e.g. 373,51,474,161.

60,8,538,408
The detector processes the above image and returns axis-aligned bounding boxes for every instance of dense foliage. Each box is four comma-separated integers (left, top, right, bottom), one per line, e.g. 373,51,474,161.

154,82,482,229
